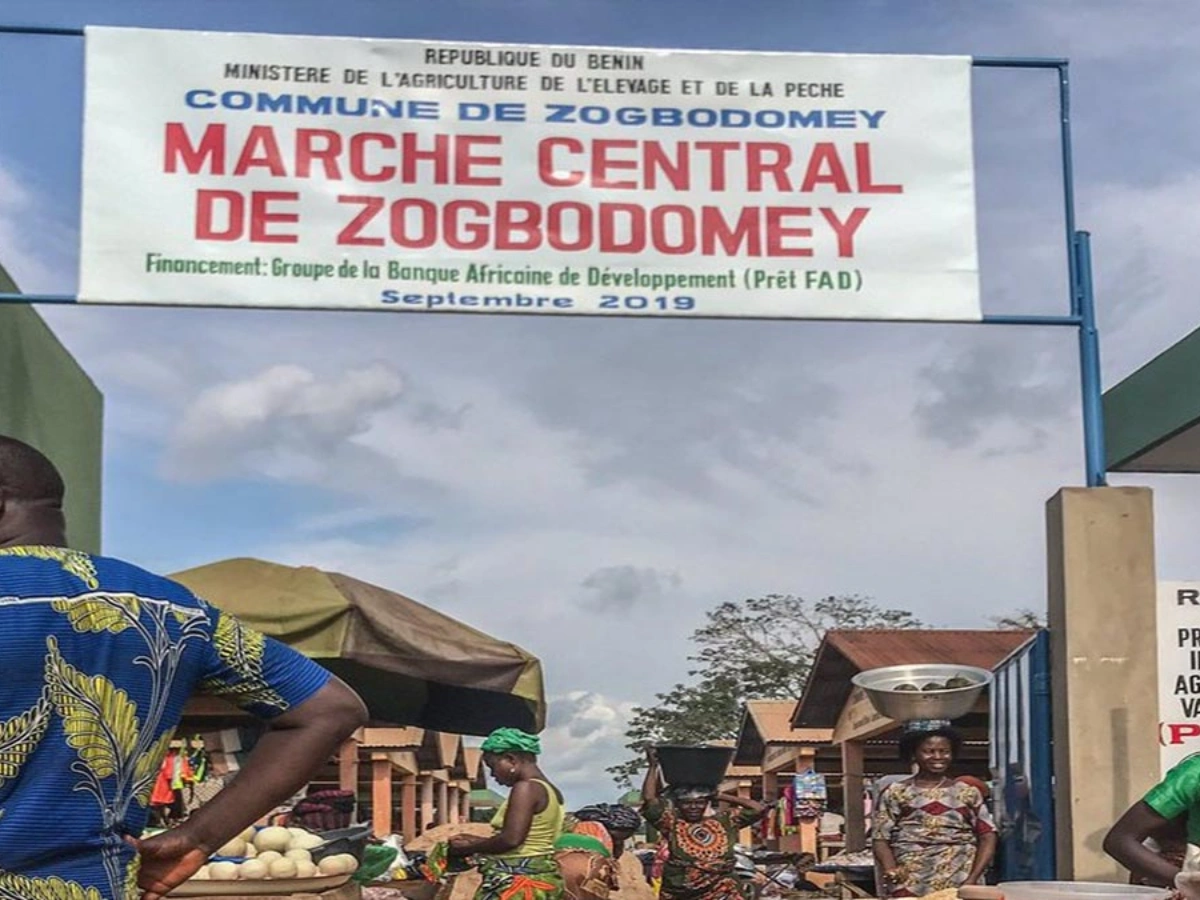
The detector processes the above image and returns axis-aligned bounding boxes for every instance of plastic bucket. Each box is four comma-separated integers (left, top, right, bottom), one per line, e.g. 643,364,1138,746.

655,744,735,789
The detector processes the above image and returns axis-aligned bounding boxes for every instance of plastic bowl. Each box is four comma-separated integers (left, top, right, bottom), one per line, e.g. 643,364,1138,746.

311,823,372,864
851,664,993,722
999,882,1169,900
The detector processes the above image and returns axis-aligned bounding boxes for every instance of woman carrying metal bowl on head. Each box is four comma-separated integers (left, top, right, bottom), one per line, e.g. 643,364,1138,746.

872,722,997,898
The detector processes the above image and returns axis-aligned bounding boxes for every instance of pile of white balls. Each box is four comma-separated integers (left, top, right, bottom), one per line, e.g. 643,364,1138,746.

190,826,360,882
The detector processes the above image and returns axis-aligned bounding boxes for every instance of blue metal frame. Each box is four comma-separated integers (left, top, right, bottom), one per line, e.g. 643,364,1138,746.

0,29,1108,486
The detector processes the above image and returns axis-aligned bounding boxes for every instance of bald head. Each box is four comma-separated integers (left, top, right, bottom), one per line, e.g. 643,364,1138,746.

0,436,67,547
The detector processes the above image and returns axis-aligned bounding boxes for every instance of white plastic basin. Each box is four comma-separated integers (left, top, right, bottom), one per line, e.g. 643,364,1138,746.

999,882,1168,900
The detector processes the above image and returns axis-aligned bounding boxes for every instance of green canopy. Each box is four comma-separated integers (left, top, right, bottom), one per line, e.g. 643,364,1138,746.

470,788,505,808
173,557,545,735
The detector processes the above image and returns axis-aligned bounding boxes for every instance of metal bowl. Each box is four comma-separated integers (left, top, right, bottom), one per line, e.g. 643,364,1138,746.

851,664,993,723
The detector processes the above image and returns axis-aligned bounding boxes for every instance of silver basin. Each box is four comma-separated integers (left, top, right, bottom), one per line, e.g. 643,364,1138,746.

851,664,993,723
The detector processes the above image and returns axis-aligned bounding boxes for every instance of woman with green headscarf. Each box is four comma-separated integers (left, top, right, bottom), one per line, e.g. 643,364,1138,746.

447,728,565,900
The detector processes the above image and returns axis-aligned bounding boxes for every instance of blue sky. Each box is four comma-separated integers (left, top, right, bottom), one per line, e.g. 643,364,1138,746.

4,0,1200,803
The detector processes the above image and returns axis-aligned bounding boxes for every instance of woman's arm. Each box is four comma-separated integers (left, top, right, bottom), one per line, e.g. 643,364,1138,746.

965,831,998,884
873,838,902,885
714,792,765,815
449,781,543,857
872,784,903,886
642,748,661,803
1104,801,1181,887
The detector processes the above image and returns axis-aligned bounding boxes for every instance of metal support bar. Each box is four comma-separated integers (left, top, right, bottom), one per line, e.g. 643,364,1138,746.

1075,231,1106,487
0,293,75,305
1058,65,1081,317
972,56,1068,69
980,314,1081,327
0,24,84,37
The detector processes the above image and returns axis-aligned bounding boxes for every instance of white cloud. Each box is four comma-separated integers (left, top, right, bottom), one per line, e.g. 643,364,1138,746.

0,159,75,295
162,363,404,481
540,692,639,806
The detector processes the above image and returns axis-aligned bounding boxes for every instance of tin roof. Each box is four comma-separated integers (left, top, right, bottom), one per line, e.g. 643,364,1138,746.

734,699,833,764
791,629,1035,729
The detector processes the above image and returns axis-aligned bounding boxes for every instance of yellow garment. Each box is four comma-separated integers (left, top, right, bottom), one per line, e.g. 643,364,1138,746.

490,779,564,858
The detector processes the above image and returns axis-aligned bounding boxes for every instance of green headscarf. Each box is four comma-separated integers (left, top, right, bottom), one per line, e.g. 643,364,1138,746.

481,727,542,755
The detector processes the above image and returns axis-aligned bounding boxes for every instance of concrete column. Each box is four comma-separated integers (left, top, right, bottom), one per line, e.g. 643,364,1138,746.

841,741,865,852
338,737,359,794
372,759,392,836
736,780,754,846
436,780,449,826
420,775,435,832
401,774,418,843
1047,487,1158,881
448,785,461,825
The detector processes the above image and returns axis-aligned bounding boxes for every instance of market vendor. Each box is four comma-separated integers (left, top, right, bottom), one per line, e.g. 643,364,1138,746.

872,722,997,898
641,747,767,900
446,727,565,900
1104,755,1198,886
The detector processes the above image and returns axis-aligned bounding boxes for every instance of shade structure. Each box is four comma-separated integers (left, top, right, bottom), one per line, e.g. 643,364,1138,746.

172,557,545,735
470,788,505,809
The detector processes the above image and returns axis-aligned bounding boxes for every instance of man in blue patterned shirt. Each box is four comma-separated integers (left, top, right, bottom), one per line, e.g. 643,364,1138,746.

0,435,368,899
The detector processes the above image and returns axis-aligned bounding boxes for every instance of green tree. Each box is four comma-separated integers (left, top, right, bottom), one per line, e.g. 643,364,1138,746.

608,594,921,786
990,608,1045,629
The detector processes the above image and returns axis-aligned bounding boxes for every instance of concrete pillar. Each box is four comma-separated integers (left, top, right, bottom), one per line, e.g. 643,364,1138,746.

736,780,754,846
461,786,472,823
448,785,461,825
420,775,435,832
1047,487,1158,881
842,741,865,852
372,759,392,836
436,779,449,826
338,736,359,794
401,774,418,843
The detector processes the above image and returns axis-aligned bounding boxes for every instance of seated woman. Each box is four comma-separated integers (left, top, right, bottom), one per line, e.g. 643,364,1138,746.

641,748,767,900
447,728,565,900
1105,754,1198,887
555,804,644,900
872,723,997,898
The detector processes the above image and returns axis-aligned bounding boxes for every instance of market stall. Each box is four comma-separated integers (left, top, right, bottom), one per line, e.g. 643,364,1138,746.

173,557,546,735
731,702,832,854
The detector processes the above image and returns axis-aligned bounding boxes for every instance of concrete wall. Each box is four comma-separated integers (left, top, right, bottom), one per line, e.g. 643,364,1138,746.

1046,487,1158,881
0,264,103,553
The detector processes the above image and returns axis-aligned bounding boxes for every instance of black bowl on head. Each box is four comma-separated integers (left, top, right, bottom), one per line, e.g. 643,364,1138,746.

655,744,735,790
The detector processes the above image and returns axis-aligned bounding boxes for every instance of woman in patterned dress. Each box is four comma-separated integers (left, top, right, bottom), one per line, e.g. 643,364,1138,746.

641,748,766,900
872,726,997,898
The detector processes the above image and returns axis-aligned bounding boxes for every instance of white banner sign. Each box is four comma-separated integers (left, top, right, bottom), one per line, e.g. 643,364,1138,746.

79,27,980,320
1159,581,1200,774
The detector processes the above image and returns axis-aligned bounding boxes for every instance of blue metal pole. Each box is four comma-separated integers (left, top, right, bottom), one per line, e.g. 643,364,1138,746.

1075,231,1106,487
1058,64,1081,317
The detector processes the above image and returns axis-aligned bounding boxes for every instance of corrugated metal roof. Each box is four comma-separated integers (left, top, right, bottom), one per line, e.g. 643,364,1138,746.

734,699,833,764
791,629,1035,730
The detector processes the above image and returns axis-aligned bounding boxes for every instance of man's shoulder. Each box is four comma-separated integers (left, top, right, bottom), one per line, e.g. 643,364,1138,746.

88,554,207,605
